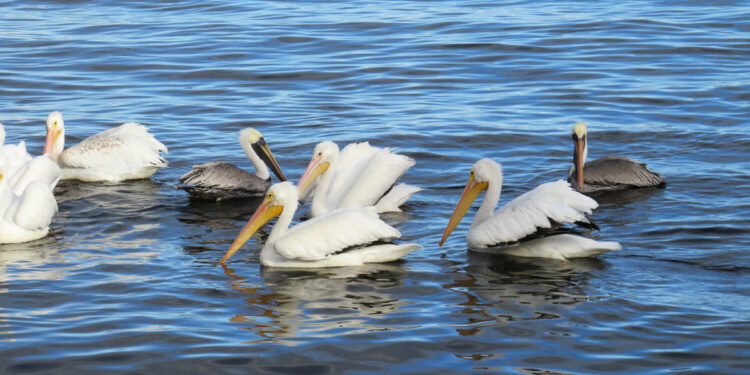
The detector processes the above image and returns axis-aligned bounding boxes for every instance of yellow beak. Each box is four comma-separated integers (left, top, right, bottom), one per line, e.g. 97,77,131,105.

439,174,488,246
220,198,283,264
296,154,330,196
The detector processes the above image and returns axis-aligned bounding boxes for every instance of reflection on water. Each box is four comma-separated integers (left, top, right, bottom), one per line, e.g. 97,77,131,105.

1,0,748,372
223,263,408,345
444,251,609,337
590,185,666,208
0,244,64,283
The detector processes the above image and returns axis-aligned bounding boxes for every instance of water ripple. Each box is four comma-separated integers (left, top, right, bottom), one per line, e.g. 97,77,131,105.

1,0,749,373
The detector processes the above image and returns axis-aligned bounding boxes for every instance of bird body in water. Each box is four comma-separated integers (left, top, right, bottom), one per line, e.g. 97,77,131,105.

569,122,665,194
180,128,286,201
440,158,620,259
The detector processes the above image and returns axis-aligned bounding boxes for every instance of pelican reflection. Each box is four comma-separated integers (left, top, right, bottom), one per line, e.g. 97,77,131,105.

222,263,408,345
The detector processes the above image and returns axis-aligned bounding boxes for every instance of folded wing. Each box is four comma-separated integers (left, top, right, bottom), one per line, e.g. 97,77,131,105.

274,206,401,261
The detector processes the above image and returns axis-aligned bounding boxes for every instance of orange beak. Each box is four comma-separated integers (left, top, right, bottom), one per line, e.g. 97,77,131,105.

439,174,488,246
296,154,330,196
220,198,283,264
573,137,585,190
43,126,59,155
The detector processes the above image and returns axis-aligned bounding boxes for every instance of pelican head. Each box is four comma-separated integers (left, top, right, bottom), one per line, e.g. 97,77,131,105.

571,122,588,191
44,111,66,161
221,181,299,263
239,127,287,182
439,158,500,246
296,141,339,196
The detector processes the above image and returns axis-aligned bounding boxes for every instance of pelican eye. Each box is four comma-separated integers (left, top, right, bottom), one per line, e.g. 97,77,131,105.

267,192,274,200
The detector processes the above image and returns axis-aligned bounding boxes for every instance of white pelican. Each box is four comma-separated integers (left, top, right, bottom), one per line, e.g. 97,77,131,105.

179,128,287,200
0,172,58,244
43,111,168,182
570,122,665,194
439,159,620,259
296,141,420,217
220,181,421,268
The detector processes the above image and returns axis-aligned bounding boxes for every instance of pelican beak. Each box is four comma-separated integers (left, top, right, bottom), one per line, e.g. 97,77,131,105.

439,174,488,246
253,138,287,181
573,136,585,190
220,197,283,264
296,154,330,196
44,125,60,155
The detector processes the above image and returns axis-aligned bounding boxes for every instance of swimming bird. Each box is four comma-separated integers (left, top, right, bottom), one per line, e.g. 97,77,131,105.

43,111,168,182
179,128,287,200
569,122,665,194
296,141,420,217
439,158,620,259
220,181,421,268
0,172,58,244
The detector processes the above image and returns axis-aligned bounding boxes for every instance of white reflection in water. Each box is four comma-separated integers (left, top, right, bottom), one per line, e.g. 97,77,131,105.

223,263,408,345
443,237,610,336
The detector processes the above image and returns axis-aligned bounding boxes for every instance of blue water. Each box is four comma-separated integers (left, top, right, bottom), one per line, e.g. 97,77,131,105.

1,1,749,373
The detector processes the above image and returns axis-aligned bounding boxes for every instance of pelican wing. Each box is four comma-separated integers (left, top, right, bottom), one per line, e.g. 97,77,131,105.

468,180,598,248
274,206,401,261
180,161,267,191
324,142,379,204
60,123,167,169
9,155,61,196
0,141,33,178
12,182,57,230
337,148,415,209
375,183,422,213
574,156,665,188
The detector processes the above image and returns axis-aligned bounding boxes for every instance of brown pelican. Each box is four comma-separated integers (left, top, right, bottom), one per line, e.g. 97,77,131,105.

296,141,420,217
570,122,665,193
44,111,168,182
180,128,286,201
439,158,620,259
220,182,421,267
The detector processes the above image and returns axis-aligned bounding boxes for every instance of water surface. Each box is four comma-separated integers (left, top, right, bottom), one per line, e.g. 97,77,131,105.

1,0,749,373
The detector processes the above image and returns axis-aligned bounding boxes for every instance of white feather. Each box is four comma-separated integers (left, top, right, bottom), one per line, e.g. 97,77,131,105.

0,141,33,182
59,123,167,182
274,206,400,261
9,155,61,196
470,234,621,259
0,177,57,244
303,141,418,217
12,182,58,230
469,180,597,248
375,183,422,213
